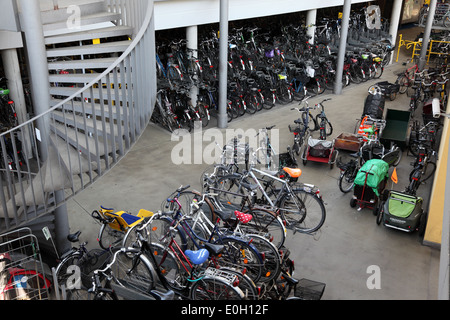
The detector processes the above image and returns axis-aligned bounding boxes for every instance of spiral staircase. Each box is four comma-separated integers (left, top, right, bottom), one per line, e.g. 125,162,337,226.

0,0,156,248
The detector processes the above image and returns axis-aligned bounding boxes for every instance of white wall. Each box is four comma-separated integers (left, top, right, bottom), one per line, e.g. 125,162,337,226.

154,0,370,30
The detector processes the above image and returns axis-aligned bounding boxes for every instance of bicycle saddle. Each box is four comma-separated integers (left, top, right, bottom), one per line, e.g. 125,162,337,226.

283,167,302,179
234,210,253,224
214,208,233,222
184,248,209,265
294,119,302,124
67,231,81,243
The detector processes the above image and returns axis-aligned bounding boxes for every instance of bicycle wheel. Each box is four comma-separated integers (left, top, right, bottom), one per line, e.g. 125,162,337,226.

373,64,383,79
245,95,258,114
149,242,184,290
216,237,263,283
444,15,450,28
190,273,244,300
110,248,157,295
98,224,125,250
279,188,326,234
420,161,436,182
218,267,258,300
55,252,85,293
246,234,281,283
197,102,210,127
316,116,333,137
241,208,286,249
397,75,409,94
339,166,356,193
303,112,317,131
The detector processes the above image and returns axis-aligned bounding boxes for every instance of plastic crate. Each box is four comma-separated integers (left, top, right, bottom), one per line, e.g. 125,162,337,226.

294,278,326,300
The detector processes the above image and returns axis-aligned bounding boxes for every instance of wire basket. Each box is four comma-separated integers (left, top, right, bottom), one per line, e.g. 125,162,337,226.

294,278,326,300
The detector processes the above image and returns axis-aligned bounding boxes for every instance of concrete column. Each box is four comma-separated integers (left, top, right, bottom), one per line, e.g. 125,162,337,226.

418,0,437,70
1,48,32,158
19,0,51,161
19,0,70,255
218,0,229,129
306,9,317,45
388,0,404,64
334,0,351,95
186,25,199,122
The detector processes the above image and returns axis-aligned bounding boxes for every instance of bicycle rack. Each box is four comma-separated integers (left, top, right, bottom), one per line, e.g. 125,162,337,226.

0,228,51,300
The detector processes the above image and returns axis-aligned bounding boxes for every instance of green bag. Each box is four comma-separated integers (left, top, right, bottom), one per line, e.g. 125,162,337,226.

354,159,389,196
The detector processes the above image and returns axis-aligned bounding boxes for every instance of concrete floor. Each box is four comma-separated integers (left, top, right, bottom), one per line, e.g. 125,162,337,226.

65,26,441,300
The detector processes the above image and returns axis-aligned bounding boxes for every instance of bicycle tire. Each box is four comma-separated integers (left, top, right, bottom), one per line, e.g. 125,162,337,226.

316,115,333,138
148,242,184,290
397,75,409,94
418,161,436,183
55,252,85,292
189,273,244,300
197,102,210,127
246,234,281,283
245,95,258,114
373,64,383,79
98,223,125,250
279,188,326,234
218,267,259,300
339,166,356,193
216,237,263,283
241,208,286,249
111,248,158,295
444,15,450,28
303,112,317,131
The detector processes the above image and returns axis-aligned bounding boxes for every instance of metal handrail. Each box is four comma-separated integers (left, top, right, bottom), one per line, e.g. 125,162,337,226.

0,1,154,139
0,0,156,232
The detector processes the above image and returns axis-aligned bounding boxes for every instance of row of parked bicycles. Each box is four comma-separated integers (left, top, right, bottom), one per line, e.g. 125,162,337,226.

52,135,326,300
151,9,395,133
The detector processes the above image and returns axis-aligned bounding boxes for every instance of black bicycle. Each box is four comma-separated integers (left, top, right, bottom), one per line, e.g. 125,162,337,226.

314,98,333,140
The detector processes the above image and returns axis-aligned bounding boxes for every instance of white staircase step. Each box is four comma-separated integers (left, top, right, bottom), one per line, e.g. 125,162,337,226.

43,12,122,36
49,86,123,100
50,122,107,158
49,73,102,84
51,98,127,120
49,134,98,175
49,72,124,83
48,57,117,70
44,25,133,45
51,110,125,142
46,40,131,58
40,0,106,25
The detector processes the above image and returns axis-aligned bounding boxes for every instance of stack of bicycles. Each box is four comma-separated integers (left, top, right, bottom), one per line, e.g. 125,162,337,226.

151,10,393,132
53,134,327,300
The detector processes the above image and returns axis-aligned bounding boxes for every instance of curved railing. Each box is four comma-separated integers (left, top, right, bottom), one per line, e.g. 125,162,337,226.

0,0,156,233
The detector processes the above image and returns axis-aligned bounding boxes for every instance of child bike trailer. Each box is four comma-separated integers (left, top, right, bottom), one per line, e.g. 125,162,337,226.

350,159,389,212
376,190,425,233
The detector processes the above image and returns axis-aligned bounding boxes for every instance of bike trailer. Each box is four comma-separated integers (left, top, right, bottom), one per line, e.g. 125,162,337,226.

351,159,389,210
302,137,338,169
380,190,424,232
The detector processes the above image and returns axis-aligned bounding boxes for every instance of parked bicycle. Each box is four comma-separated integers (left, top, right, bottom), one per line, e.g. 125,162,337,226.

289,96,317,156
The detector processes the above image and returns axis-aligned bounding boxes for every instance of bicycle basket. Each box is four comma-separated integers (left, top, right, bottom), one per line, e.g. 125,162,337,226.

294,278,326,300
